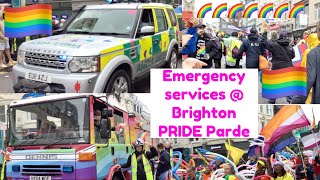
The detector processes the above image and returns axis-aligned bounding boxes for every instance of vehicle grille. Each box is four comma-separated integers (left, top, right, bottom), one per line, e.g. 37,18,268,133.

22,165,62,176
25,52,67,69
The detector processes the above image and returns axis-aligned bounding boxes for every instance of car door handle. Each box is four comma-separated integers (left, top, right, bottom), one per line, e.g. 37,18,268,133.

130,49,136,58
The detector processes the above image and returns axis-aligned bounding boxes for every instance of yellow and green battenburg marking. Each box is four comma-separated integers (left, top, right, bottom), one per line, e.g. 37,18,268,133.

4,4,52,38
262,67,307,99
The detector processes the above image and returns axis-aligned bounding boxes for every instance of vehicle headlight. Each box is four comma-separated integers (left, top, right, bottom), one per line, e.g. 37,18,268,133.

69,56,100,73
17,50,26,65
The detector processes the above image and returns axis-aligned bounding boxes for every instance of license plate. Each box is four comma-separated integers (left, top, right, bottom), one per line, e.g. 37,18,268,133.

25,71,51,83
30,176,51,180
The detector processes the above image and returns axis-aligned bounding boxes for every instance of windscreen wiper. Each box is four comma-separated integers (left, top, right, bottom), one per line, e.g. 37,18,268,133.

43,137,84,149
13,138,38,150
66,31,91,34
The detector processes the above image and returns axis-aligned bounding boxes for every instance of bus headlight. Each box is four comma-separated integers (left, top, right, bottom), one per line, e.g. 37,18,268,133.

69,56,100,73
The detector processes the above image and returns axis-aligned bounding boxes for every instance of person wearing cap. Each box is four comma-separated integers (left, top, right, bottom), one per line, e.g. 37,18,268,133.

296,156,315,180
117,138,157,180
270,161,294,180
236,27,265,69
195,23,218,68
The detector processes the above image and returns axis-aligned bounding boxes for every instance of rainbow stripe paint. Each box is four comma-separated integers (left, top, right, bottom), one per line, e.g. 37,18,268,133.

262,67,307,99
289,4,304,18
197,3,212,18
243,3,258,18
138,132,148,141
4,4,52,38
212,3,227,18
274,3,289,18
258,3,273,18
228,3,243,18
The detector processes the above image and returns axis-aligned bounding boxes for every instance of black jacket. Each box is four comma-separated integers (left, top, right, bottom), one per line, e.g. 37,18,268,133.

292,45,320,104
121,147,157,180
267,38,295,70
196,33,218,68
296,163,315,180
237,34,265,68
156,150,171,175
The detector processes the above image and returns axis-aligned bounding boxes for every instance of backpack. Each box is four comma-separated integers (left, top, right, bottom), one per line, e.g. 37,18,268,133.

231,39,240,58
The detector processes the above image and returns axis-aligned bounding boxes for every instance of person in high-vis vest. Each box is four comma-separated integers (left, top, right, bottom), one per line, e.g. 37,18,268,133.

223,32,241,68
120,138,157,180
164,141,173,170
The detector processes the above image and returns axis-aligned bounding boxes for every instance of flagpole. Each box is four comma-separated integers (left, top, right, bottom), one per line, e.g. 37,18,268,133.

310,108,319,148
297,137,308,178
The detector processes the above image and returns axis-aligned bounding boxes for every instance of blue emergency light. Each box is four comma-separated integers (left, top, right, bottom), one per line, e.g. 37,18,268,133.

21,93,46,100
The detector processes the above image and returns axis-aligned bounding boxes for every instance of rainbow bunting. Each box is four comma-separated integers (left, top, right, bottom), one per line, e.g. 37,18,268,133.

258,3,273,18
273,3,288,18
243,3,258,18
228,3,243,18
289,4,304,18
262,67,307,99
4,4,52,38
212,3,227,18
197,3,212,18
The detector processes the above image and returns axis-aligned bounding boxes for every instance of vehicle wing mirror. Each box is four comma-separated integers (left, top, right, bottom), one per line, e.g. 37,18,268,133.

53,29,64,35
138,26,155,36
100,118,112,139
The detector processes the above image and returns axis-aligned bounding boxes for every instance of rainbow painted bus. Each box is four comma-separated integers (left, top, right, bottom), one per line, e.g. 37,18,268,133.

5,94,153,180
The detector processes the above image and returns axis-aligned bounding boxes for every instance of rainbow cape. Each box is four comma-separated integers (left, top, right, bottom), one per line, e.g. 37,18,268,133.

262,67,307,99
4,4,52,38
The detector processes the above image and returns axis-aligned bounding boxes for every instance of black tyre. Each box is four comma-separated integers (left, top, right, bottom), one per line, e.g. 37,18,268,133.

105,69,132,94
165,48,178,68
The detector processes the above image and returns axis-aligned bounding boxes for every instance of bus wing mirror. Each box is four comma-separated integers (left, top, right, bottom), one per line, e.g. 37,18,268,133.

100,118,112,139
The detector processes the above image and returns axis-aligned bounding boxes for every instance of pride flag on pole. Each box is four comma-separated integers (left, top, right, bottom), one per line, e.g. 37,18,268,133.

262,67,307,99
4,4,52,38
261,105,309,155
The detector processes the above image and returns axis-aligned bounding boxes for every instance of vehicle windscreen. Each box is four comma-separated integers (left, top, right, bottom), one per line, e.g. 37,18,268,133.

66,9,138,37
9,98,90,146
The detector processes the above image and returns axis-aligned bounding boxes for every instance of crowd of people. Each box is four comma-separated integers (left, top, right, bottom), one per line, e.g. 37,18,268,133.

182,18,320,104
185,151,320,180
113,138,173,180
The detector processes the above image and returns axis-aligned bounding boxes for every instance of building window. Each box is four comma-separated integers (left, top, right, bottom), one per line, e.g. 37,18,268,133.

189,138,193,142
266,106,269,114
316,3,320,20
260,106,263,113
174,139,177,143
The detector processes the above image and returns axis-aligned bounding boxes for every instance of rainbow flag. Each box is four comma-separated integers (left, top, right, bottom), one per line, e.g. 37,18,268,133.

262,67,307,99
261,105,309,156
4,4,52,38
